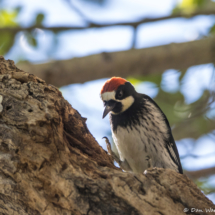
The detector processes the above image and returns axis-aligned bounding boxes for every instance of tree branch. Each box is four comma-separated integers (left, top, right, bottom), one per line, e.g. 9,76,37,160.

17,36,215,87
64,0,92,23
0,56,214,214
1,9,215,33
185,167,215,180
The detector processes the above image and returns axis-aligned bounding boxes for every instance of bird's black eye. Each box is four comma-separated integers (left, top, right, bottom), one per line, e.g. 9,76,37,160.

117,90,123,98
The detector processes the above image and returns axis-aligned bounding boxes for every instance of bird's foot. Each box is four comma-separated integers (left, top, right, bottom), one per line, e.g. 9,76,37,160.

103,136,112,156
103,136,119,164
102,136,132,172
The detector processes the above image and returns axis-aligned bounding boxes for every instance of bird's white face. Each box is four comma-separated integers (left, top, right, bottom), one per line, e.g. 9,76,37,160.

101,90,135,116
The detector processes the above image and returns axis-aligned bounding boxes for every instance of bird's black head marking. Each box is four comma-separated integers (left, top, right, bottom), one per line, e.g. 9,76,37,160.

115,82,136,100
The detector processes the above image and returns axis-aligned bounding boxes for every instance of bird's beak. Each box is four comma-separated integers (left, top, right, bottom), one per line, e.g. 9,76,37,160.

102,103,116,119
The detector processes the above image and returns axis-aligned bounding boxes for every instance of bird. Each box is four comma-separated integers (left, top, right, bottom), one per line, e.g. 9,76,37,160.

100,77,183,174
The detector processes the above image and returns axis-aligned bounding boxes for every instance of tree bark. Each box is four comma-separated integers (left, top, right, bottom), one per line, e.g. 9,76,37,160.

17,37,215,87
0,56,214,215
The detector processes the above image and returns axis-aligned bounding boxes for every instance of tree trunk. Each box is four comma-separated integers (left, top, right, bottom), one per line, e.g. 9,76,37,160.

0,56,214,215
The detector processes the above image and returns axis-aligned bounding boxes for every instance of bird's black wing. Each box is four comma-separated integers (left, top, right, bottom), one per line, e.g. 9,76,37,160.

165,130,183,174
142,94,183,174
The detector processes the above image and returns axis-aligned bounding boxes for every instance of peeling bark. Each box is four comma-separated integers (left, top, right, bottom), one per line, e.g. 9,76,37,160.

18,37,215,87
0,56,214,215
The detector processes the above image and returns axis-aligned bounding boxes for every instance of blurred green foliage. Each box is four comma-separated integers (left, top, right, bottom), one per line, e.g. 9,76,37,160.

35,13,45,26
172,0,215,14
0,9,18,27
196,178,215,195
0,9,19,55
25,32,37,47
0,9,46,55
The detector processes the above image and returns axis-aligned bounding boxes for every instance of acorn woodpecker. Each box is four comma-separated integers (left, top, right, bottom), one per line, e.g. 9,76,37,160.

100,77,183,174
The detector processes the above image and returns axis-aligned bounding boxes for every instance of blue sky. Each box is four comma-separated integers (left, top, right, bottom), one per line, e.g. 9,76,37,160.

2,0,215,202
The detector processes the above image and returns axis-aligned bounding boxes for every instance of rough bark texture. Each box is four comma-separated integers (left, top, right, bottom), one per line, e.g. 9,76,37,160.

18,37,215,87
0,56,214,215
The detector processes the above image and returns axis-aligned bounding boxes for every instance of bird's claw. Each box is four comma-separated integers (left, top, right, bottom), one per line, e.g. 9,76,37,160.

102,137,132,172
103,136,112,155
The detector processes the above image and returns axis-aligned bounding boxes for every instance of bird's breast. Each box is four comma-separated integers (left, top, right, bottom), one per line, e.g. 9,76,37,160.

112,125,150,173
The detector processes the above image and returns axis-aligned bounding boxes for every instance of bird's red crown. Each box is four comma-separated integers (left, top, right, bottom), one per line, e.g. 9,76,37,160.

100,77,127,94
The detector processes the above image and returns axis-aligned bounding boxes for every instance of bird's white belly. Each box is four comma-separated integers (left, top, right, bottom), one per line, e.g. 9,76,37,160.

112,126,149,173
